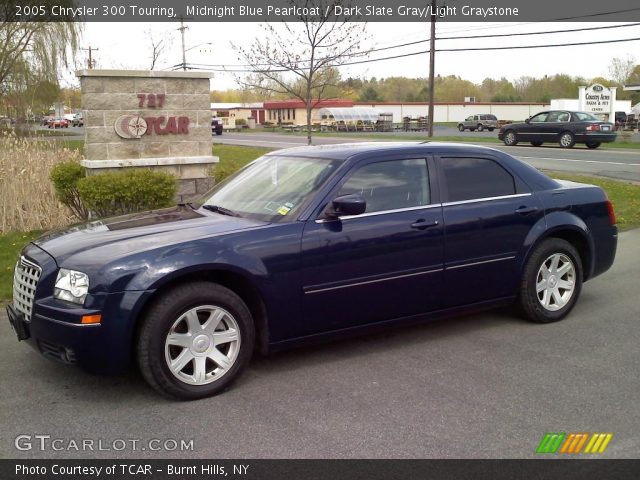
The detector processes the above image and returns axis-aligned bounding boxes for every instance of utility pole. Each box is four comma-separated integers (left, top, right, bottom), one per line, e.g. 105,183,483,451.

178,18,188,71
81,46,98,69
427,0,437,138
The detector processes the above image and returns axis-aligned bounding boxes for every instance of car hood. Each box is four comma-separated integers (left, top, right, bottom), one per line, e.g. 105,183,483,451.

33,205,267,265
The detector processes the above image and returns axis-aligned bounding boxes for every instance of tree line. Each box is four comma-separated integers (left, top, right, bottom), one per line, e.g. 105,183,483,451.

212,67,640,105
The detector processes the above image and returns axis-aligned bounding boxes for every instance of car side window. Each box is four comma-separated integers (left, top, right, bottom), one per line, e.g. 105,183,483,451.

441,157,516,203
558,112,570,122
530,113,548,123
337,159,430,214
546,111,560,122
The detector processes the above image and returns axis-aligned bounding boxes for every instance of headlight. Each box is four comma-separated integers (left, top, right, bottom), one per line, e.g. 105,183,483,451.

54,269,90,305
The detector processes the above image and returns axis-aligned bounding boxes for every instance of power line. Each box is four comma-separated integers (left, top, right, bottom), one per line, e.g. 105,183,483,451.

185,22,640,69
184,35,640,72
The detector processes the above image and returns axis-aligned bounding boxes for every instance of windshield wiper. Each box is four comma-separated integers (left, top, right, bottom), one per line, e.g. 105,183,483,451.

178,202,201,210
202,204,241,217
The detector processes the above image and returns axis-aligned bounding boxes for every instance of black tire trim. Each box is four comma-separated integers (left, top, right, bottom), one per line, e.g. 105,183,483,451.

137,281,255,400
519,238,583,323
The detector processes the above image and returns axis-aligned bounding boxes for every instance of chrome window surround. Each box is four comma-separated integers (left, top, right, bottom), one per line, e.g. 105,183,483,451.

316,192,532,223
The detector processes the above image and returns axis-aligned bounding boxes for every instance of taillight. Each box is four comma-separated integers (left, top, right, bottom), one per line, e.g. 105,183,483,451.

586,124,601,132
606,200,616,225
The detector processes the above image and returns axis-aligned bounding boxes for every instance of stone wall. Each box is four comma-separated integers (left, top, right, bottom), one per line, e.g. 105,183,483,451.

77,70,218,202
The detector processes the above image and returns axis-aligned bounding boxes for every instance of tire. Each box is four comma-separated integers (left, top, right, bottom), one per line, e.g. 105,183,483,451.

559,131,575,148
137,282,255,400
488,128,495,132
458,124,465,132
531,141,543,147
477,124,484,132
519,238,583,323
503,130,518,146
586,142,601,149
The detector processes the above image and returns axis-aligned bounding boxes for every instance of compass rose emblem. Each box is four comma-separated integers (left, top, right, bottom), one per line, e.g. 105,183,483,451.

114,114,148,139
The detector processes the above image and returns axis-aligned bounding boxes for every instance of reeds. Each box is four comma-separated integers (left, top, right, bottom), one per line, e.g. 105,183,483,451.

0,132,81,234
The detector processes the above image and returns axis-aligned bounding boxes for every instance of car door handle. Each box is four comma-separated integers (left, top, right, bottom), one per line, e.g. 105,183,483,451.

515,206,539,215
411,219,439,230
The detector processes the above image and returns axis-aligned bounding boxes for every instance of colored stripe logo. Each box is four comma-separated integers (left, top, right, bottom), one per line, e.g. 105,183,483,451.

537,433,613,454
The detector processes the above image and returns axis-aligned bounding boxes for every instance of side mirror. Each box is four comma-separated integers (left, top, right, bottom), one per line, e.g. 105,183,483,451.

525,118,531,124
325,194,366,219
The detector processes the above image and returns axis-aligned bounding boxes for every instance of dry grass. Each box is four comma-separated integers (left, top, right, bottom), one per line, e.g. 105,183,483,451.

0,133,81,234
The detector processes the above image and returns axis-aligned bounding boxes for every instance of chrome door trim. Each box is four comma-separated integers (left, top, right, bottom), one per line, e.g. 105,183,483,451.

315,203,441,224
442,193,531,207
304,268,443,295
446,256,516,271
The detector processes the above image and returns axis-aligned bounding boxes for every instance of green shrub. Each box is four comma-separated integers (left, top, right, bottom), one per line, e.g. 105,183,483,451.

235,118,246,126
50,161,89,220
77,169,176,218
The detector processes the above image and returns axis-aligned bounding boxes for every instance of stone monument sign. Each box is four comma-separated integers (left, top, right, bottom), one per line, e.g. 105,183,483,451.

76,69,218,202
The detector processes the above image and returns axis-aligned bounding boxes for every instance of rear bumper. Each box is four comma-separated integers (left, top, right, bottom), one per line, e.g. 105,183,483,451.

575,133,617,143
14,290,153,374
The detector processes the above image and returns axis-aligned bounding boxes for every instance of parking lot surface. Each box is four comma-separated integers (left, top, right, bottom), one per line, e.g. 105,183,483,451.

1,230,638,459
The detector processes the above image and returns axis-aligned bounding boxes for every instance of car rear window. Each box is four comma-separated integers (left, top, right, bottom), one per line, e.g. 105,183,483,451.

441,157,515,202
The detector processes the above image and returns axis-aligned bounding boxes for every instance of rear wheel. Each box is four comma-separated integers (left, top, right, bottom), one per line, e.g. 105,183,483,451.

586,142,601,149
519,238,583,323
531,141,543,147
503,130,518,146
137,282,255,400
559,132,575,148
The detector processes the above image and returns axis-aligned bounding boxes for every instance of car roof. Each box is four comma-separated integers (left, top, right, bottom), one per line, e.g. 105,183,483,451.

265,142,506,161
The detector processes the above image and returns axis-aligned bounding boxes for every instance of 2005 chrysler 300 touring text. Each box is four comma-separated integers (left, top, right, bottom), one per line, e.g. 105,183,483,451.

7,143,617,400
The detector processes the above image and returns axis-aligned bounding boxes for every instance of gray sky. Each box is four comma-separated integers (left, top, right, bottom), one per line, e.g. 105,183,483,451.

64,22,640,90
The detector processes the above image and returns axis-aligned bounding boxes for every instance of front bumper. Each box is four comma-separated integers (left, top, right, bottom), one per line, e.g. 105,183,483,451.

8,290,153,374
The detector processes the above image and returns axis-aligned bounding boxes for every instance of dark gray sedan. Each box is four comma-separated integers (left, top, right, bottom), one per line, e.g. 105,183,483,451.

498,110,616,149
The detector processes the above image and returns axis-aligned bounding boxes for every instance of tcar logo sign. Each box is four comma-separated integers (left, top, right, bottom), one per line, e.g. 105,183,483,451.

114,115,148,139
113,93,191,139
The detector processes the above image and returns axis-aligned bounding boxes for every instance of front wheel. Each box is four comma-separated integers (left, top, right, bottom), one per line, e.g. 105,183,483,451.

559,132,575,148
458,124,465,132
503,130,518,146
586,142,601,149
519,238,583,323
137,282,255,400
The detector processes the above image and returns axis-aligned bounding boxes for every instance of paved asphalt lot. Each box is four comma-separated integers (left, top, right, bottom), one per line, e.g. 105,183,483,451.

216,130,640,182
0,230,638,459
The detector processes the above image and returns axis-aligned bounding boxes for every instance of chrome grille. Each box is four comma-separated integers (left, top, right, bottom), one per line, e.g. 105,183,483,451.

13,256,42,322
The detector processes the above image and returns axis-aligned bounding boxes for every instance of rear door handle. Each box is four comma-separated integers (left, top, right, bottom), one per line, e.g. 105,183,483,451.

515,206,539,215
411,219,439,230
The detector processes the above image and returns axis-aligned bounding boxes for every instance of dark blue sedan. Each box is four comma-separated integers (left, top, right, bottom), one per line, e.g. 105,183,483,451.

7,143,618,399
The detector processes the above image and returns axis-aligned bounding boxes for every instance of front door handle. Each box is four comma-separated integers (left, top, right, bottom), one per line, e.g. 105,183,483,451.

515,206,539,215
411,219,439,230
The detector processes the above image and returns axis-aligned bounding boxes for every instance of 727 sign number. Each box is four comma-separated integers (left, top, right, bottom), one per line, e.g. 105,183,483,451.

138,93,166,108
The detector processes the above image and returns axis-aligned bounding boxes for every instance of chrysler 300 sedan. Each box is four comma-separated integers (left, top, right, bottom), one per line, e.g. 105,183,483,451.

7,143,617,399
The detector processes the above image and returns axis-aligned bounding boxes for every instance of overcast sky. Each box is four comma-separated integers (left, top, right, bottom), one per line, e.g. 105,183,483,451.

64,22,640,91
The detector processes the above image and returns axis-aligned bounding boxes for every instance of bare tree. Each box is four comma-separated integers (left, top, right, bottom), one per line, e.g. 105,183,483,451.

234,0,368,145
147,29,170,70
608,55,636,85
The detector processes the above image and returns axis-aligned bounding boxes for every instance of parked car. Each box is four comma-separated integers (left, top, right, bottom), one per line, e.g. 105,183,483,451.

212,118,223,135
71,113,83,127
7,143,617,400
614,111,627,130
48,118,69,129
458,114,498,132
498,110,616,149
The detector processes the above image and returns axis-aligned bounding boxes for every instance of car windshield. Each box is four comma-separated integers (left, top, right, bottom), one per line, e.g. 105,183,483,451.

201,155,339,222
573,112,600,121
